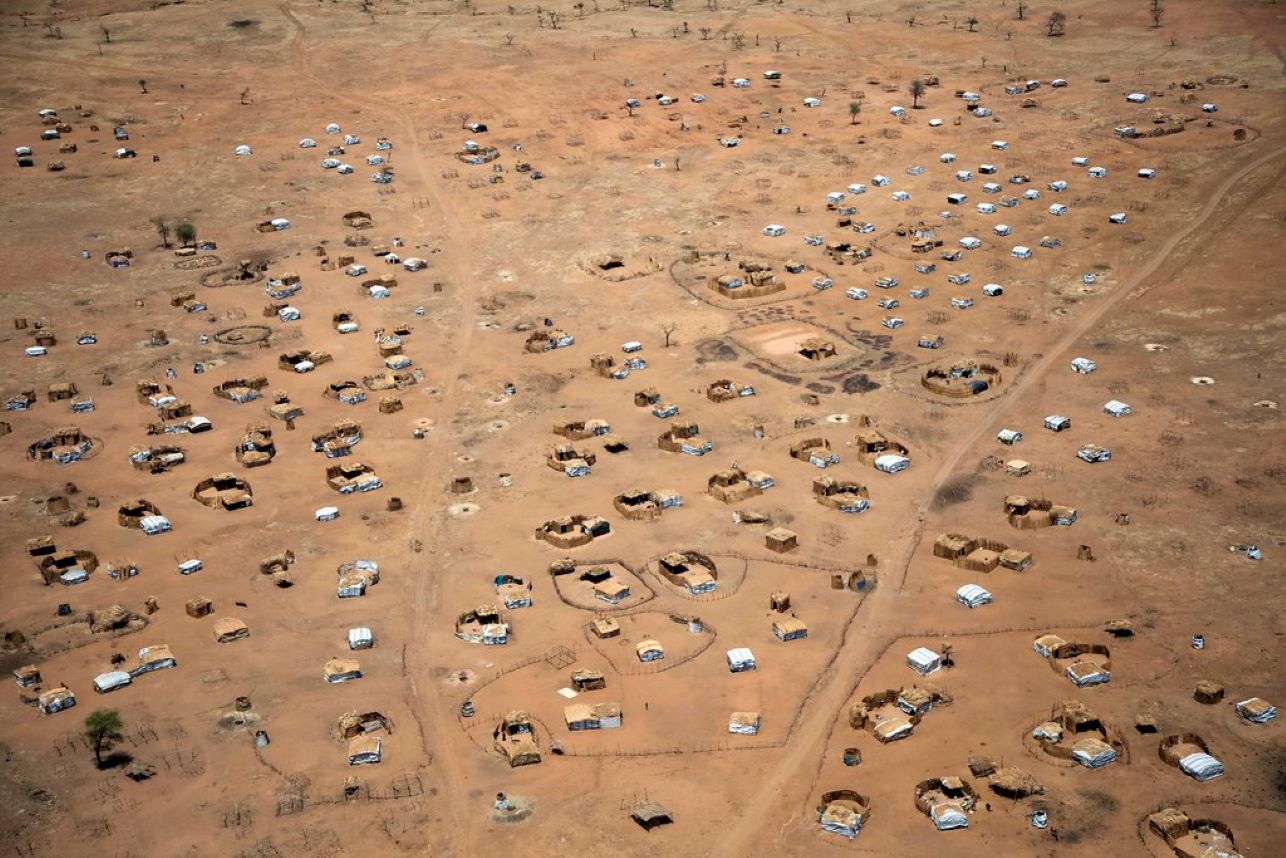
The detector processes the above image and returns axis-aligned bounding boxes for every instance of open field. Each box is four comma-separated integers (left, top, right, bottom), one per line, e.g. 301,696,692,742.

0,0,1283,855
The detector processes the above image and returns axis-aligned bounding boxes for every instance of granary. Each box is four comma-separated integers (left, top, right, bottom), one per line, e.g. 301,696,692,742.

956,584,992,609
92,670,133,694
1006,460,1030,477
493,712,541,766
214,617,250,643
906,647,942,676
772,617,808,642
131,644,177,677
348,735,382,766
324,658,363,684
455,605,509,645
726,647,757,673
636,639,665,663
38,687,76,714
565,701,622,731
658,421,712,456
1235,697,1277,724
728,712,761,735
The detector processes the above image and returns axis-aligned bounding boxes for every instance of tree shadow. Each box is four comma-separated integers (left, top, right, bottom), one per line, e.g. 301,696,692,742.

97,751,133,770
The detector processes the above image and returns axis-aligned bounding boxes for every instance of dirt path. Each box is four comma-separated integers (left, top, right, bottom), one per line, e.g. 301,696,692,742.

712,140,1286,858
278,4,487,851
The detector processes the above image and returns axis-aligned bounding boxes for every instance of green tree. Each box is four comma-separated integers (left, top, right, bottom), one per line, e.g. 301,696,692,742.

966,16,978,32
848,99,862,124
84,708,123,767
175,220,197,247
1047,11,1066,36
909,78,926,108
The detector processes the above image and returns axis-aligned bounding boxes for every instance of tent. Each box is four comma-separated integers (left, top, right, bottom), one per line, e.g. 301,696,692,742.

819,804,862,839
956,584,992,609
1071,737,1116,768
728,711,761,735
906,647,942,676
1235,697,1277,724
93,671,132,693
1066,661,1111,687
132,644,177,676
1178,752,1224,782
348,628,374,650
38,687,76,714
930,803,969,831
214,617,249,643
726,647,757,673
324,658,363,684
348,735,382,766
772,618,808,642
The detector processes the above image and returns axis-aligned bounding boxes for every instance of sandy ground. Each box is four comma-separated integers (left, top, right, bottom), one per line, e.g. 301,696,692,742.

0,0,1283,856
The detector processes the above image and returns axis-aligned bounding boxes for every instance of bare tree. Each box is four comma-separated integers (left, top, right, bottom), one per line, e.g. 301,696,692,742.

731,32,745,49
150,217,171,248
574,1,584,15
240,87,251,105
1016,1,1027,20
774,38,782,52
906,14,916,27
966,16,978,32
505,32,516,45
139,79,147,93
1149,0,1164,28
909,78,926,108
662,322,678,347
699,26,711,39
101,25,110,44
1046,10,1066,36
